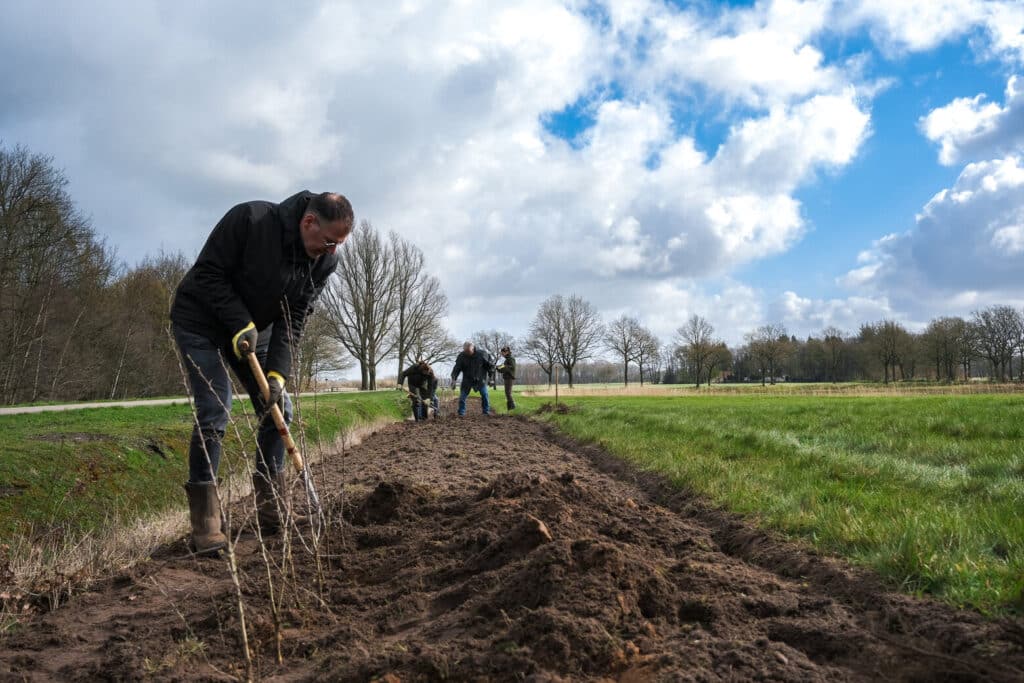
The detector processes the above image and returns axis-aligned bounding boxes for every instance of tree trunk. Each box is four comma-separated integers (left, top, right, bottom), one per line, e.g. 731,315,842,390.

110,325,134,400
50,307,86,397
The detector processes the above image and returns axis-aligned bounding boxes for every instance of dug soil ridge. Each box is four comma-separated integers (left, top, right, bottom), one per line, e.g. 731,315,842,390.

1,412,1021,681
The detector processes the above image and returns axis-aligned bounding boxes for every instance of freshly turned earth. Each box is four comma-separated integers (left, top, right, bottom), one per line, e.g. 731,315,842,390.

2,404,1022,681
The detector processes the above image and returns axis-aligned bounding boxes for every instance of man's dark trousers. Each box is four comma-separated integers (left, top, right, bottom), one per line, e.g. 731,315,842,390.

503,376,516,410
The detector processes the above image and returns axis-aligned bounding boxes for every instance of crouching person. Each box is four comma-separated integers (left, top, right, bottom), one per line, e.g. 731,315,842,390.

399,359,439,420
170,190,354,554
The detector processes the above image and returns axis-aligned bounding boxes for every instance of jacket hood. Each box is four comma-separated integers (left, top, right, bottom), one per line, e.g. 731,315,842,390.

277,190,314,258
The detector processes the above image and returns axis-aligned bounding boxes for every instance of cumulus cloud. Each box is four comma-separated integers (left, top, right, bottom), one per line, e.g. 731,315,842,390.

838,0,1024,63
7,0,1020,348
771,290,896,334
611,0,845,108
920,76,1024,165
840,156,1024,316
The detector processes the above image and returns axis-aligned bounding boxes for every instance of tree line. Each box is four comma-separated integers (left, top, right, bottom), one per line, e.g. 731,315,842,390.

514,307,1024,389
3,141,1023,405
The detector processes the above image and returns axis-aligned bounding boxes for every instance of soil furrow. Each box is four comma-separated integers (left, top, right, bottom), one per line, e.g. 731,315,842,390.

1,412,1020,682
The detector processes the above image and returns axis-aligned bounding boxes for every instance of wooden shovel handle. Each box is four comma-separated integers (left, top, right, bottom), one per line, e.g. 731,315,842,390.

239,341,304,472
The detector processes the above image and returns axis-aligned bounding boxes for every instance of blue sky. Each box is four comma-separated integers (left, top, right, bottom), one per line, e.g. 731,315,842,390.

1,0,1023,348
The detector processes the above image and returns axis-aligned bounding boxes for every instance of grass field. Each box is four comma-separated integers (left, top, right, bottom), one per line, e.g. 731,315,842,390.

518,393,1024,614
519,380,1024,397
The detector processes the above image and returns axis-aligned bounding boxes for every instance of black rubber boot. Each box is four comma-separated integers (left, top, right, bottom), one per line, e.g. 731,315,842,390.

184,481,227,555
253,470,287,535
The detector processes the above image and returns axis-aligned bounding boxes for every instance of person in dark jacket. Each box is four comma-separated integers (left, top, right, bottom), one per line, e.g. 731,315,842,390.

496,345,516,410
451,341,494,416
170,190,353,554
399,359,438,421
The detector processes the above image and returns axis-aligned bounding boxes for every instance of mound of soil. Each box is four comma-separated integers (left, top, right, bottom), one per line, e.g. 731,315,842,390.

1,415,1022,681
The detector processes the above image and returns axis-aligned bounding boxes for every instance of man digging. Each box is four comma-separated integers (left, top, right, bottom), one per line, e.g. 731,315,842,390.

451,341,495,416
170,191,354,554
398,359,439,421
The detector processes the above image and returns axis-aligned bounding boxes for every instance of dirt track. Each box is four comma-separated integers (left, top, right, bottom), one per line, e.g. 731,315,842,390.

2,408,1022,681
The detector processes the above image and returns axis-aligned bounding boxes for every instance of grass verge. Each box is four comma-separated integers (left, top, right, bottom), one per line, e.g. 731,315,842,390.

0,390,407,628
519,393,1024,614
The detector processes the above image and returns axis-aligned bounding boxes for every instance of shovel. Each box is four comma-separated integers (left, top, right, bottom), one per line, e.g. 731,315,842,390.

240,341,323,533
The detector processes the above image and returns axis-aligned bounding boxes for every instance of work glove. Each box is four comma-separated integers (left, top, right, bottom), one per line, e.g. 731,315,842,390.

450,377,458,390
232,322,258,359
265,371,285,416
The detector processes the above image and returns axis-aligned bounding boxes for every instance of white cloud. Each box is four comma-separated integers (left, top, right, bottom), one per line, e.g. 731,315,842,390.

920,76,1024,165
838,0,1024,64
839,0,987,53
11,0,1000,346
841,155,1024,316
771,290,895,334
711,87,871,192
608,0,849,108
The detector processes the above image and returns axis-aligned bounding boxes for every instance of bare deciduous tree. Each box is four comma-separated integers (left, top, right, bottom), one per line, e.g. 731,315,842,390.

605,315,642,386
296,307,354,392
746,324,791,386
634,328,661,385
547,294,604,388
472,329,515,364
525,297,560,386
388,232,448,382
321,221,398,390
675,314,717,388
859,320,913,383
406,319,458,368
953,317,978,380
0,142,117,404
821,326,845,383
972,305,1020,381
922,317,962,382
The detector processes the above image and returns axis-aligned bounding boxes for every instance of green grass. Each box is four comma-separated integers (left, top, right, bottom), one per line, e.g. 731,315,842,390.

516,380,1024,396
517,393,1024,614
0,391,407,542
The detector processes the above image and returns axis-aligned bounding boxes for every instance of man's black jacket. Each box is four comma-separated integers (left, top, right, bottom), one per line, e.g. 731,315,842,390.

498,354,516,380
451,350,494,390
171,190,339,378
400,365,438,398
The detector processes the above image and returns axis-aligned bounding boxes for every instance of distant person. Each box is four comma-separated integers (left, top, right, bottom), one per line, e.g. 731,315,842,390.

170,191,354,554
399,359,438,421
497,345,517,410
451,341,494,416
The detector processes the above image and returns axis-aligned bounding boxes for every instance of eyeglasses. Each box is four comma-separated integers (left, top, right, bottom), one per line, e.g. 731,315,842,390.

314,218,340,250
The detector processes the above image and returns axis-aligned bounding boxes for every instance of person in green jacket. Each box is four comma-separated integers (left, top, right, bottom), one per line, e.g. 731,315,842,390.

497,345,517,410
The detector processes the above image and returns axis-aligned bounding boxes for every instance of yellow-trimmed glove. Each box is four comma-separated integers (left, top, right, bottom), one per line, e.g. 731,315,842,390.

232,322,258,359
265,371,285,415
